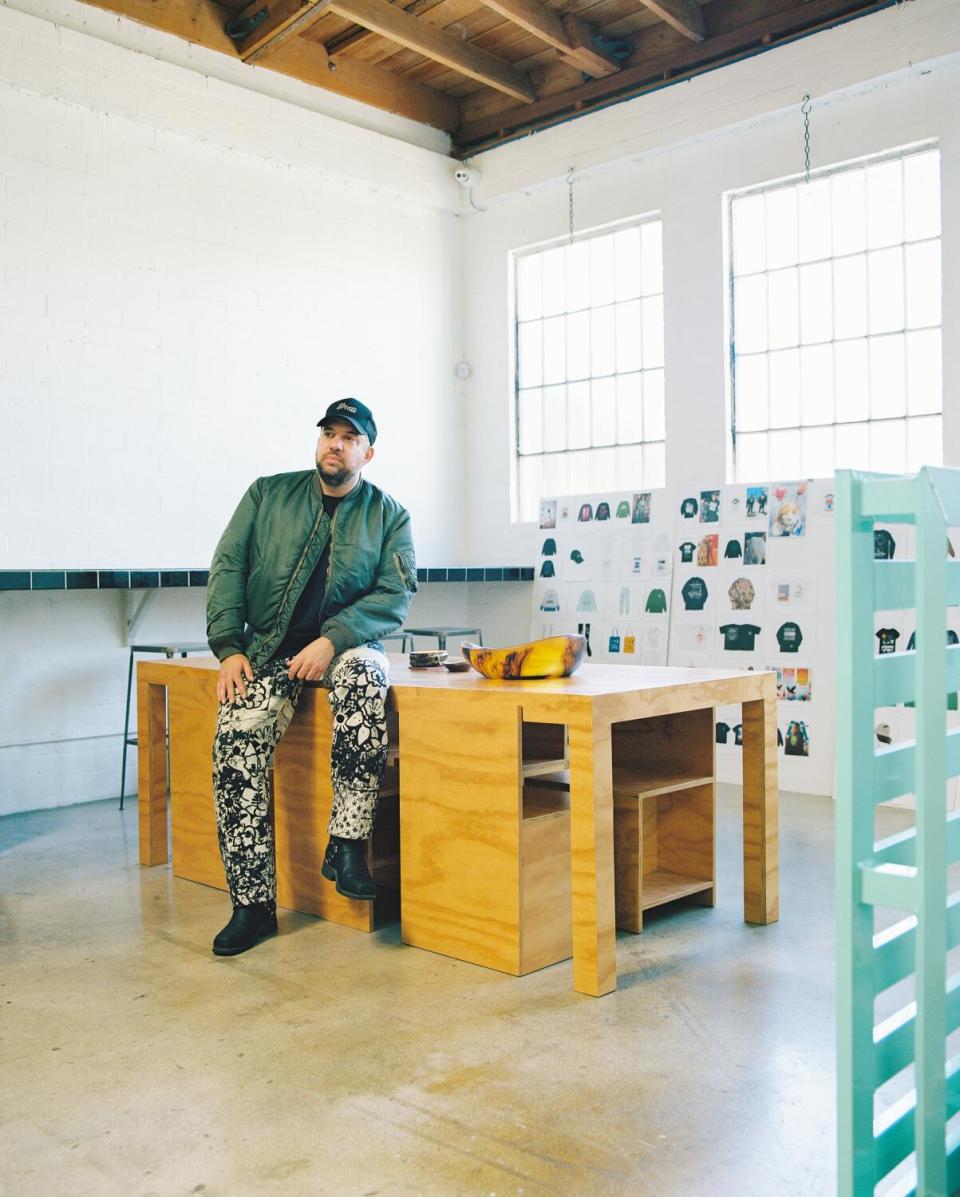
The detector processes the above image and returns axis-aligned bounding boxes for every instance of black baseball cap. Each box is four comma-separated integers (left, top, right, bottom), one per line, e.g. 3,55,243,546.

318,398,377,444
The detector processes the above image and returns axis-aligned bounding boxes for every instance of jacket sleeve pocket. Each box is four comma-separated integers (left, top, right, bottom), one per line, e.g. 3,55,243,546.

394,549,419,594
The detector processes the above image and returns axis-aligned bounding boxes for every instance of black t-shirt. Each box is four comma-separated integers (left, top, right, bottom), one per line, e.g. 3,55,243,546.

876,628,900,655
271,492,343,661
776,622,803,652
874,530,896,560
784,722,808,756
682,577,709,610
719,623,761,651
724,539,742,559
716,722,730,744
680,497,698,518
679,542,696,563
733,723,743,746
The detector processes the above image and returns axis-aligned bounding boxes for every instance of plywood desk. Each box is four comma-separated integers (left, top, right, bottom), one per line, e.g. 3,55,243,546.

137,656,778,997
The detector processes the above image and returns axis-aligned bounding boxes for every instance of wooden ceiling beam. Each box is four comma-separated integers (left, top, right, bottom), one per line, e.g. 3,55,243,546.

637,0,705,43
560,14,620,78
327,0,537,101
235,0,335,62
74,0,458,130
266,36,460,127
455,0,889,148
479,0,620,78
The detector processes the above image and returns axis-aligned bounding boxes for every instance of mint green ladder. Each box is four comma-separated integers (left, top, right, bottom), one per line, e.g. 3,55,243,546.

836,468,960,1196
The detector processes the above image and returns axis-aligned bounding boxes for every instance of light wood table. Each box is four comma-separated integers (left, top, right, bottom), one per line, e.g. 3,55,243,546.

136,656,778,997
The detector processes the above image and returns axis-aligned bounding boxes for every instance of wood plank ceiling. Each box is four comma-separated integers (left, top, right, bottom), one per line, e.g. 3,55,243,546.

80,0,896,154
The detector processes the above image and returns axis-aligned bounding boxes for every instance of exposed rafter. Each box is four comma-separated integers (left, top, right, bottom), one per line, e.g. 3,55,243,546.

479,0,621,79
78,0,459,130
235,0,331,60
68,0,897,153
638,0,706,43
235,0,536,101
455,0,894,150
328,0,537,101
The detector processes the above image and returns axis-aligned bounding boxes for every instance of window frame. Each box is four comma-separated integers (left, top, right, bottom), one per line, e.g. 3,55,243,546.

726,140,942,483
510,212,664,523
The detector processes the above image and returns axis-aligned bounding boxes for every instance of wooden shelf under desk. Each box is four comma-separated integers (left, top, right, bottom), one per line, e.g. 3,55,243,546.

641,871,715,911
531,767,715,802
522,758,568,780
522,786,569,820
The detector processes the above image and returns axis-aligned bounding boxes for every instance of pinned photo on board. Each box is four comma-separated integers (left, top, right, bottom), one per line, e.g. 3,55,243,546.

699,490,721,523
784,719,810,757
538,499,557,529
577,501,594,523
696,534,719,566
746,486,768,518
728,577,757,610
776,667,811,702
631,492,652,524
744,531,767,564
769,482,808,537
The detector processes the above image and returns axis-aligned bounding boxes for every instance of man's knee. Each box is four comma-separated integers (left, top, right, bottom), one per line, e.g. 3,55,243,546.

329,648,389,697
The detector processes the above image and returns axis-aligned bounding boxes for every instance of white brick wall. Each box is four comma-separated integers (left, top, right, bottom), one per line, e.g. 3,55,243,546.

0,3,464,570
0,2,468,813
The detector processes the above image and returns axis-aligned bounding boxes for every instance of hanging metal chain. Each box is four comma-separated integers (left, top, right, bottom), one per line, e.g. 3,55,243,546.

801,94,812,185
567,167,576,244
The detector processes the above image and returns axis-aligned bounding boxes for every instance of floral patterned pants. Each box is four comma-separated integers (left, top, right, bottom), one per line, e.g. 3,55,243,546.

211,643,390,908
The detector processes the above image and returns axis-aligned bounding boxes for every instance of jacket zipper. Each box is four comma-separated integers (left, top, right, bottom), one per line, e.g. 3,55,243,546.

321,503,339,618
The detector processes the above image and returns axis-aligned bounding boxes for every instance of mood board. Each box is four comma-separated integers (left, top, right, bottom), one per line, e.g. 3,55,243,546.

531,478,838,795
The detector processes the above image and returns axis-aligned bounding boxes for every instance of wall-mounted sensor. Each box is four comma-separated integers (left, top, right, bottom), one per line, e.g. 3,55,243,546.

454,166,479,188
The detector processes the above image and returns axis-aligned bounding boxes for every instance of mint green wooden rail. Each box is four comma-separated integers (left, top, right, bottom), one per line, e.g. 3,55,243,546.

837,468,960,1196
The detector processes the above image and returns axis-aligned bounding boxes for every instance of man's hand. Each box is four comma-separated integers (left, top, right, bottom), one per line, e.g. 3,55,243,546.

288,636,336,682
217,654,254,704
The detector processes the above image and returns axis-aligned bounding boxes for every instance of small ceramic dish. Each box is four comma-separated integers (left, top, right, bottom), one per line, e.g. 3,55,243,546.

443,658,470,672
408,649,448,669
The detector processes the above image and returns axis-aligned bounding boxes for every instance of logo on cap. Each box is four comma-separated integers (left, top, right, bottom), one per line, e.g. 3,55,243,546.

337,402,358,414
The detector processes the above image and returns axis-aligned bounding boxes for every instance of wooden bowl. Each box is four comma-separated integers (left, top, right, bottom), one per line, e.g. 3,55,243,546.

461,634,586,680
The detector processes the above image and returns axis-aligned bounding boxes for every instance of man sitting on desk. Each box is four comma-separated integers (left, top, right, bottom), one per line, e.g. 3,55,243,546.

206,399,417,956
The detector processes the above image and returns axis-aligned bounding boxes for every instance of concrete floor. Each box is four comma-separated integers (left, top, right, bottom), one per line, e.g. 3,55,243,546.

1,789,911,1197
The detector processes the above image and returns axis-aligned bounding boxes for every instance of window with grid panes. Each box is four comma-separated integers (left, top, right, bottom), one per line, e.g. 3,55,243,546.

728,144,942,482
513,218,665,523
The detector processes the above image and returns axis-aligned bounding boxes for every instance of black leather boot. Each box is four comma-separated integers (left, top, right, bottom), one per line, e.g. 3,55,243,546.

321,837,376,901
212,901,278,956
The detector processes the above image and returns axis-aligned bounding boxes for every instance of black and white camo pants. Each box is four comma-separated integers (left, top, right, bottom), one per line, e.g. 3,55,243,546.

211,644,390,909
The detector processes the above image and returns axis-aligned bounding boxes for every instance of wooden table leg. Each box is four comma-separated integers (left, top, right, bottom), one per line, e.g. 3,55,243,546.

567,708,617,996
137,676,169,866
741,690,779,924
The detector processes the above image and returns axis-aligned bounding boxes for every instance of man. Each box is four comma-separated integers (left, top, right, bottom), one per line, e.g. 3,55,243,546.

206,399,417,956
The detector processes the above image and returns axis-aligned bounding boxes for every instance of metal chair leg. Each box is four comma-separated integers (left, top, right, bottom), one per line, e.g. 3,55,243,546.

119,648,134,811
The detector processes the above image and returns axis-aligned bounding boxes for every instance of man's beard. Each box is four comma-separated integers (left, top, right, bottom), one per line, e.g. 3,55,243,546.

316,460,353,488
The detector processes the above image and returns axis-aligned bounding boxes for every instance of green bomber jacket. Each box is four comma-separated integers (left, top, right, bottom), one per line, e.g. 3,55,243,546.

206,469,417,670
